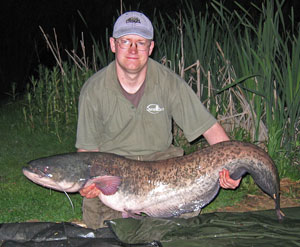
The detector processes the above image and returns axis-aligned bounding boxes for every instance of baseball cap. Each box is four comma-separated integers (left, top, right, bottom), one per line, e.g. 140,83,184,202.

113,11,154,39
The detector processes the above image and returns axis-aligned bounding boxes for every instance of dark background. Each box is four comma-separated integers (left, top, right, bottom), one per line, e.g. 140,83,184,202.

1,0,299,101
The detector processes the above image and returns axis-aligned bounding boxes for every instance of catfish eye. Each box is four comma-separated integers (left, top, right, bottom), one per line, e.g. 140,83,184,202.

42,166,53,177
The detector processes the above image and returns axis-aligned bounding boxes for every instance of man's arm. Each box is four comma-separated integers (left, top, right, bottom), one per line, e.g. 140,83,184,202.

203,122,241,189
202,122,229,144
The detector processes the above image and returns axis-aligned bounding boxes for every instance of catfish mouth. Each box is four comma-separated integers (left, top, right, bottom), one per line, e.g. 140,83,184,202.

23,167,86,193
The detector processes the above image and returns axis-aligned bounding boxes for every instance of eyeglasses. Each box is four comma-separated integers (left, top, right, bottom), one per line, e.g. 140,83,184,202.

115,38,151,51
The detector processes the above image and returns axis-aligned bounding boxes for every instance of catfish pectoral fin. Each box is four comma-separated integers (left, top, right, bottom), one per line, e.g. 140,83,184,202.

92,176,122,195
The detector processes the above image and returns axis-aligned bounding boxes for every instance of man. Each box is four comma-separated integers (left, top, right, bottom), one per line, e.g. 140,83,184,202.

76,11,241,229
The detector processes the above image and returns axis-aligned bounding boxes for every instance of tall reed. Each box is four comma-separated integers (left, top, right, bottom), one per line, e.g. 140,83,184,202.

23,64,92,140
228,0,300,152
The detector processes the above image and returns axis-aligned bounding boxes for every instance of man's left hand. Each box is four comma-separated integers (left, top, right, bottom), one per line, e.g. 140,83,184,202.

219,168,241,189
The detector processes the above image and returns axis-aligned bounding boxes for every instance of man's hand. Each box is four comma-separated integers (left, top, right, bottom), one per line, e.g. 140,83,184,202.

219,168,241,189
79,184,101,198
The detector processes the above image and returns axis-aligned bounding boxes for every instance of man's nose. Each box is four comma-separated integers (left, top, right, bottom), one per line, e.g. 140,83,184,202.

129,42,138,52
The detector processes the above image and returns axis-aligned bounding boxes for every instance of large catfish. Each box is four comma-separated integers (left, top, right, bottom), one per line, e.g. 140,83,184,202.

23,141,284,220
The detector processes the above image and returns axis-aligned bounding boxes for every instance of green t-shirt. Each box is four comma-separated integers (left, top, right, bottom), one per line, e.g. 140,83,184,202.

75,58,216,156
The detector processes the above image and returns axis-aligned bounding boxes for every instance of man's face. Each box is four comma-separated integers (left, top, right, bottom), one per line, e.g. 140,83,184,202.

110,34,154,74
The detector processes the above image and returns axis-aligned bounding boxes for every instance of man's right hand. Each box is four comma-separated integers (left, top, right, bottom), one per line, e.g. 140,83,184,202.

79,183,101,198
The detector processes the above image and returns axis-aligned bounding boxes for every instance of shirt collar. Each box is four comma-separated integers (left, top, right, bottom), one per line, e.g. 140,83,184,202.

104,58,158,94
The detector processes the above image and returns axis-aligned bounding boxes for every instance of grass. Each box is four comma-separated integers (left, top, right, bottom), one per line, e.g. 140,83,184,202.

0,101,82,223
202,183,251,213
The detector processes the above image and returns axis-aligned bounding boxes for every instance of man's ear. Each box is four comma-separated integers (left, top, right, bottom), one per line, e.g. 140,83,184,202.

148,41,155,56
110,37,116,53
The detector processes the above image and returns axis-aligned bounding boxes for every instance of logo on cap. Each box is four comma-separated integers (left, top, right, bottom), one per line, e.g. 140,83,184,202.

126,17,141,24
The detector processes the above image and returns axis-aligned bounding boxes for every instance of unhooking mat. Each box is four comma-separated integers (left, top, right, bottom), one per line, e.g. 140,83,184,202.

1,207,300,247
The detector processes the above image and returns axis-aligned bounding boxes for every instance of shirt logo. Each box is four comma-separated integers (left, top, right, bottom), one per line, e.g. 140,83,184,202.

146,104,164,114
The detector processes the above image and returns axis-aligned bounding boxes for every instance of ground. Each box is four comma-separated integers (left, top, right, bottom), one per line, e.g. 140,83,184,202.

215,178,300,213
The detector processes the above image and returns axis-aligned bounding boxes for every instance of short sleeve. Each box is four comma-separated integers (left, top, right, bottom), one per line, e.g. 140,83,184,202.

170,80,217,142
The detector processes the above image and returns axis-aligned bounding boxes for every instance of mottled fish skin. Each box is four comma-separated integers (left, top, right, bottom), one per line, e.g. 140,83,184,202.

23,141,282,220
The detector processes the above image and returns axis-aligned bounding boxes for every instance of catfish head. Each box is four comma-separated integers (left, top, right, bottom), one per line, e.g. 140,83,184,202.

23,153,91,192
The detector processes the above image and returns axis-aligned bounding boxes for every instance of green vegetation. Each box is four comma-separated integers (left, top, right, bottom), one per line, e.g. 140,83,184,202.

1,0,299,223
0,103,82,223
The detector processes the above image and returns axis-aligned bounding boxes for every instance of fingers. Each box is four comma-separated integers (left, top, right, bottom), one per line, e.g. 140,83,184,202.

79,183,95,196
79,184,101,198
219,169,241,189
